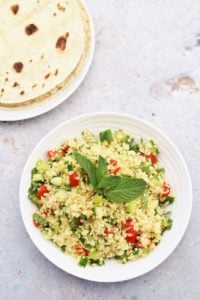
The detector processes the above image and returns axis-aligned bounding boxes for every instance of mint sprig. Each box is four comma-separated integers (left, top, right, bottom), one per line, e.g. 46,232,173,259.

73,152,98,190
73,152,147,202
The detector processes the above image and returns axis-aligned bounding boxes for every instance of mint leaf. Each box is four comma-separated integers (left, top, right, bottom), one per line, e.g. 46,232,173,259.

99,129,113,142
105,177,146,202
96,156,107,183
73,152,98,189
98,176,120,189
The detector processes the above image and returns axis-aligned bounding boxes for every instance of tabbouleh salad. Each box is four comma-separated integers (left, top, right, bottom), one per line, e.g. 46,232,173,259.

29,129,174,267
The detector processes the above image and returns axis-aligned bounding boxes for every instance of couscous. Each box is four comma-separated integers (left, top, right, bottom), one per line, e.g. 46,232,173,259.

28,129,174,266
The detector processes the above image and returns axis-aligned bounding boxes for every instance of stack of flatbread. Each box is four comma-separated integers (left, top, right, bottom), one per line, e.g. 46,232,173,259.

0,0,91,107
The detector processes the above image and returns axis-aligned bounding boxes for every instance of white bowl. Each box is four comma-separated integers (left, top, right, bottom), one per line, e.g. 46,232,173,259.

20,113,192,282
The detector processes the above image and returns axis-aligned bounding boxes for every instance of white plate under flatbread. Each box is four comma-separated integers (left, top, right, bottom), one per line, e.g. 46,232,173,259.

0,0,91,107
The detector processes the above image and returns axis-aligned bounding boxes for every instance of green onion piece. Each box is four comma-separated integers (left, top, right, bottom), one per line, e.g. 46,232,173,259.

33,213,47,227
79,256,88,267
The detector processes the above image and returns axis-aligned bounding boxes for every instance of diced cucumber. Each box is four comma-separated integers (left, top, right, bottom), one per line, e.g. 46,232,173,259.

55,189,68,200
88,251,99,260
126,200,137,213
94,207,104,218
36,159,49,173
93,195,104,206
50,177,63,186
32,173,44,182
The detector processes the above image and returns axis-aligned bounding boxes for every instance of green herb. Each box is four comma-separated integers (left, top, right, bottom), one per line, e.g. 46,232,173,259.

67,163,73,171
160,196,174,205
69,217,78,232
98,175,120,189
78,256,88,267
125,136,140,152
162,218,173,234
132,248,139,255
99,129,113,142
89,259,103,266
33,213,47,227
149,140,160,155
73,152,98,190
105,177,147,202
61,246,66,252
96,156,107,183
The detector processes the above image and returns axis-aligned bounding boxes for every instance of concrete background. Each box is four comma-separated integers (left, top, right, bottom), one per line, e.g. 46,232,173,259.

0,0,200,299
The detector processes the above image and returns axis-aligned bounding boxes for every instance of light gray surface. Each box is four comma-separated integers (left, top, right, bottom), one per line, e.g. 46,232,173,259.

0,1,200,299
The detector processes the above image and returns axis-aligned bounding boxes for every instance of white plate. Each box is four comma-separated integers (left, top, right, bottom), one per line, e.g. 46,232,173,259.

0,2,95,122
20,113,192,282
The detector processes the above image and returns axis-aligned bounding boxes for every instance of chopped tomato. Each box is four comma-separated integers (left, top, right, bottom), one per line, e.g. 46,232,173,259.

140,152,146,157
69,171,79,187
140,152,157,164
125,219,139,244
37,185,49,199
43,211,48,218
104,227,114,235
148,153,157,164
133,240,142,248
75,246,89,256
110,159,118,166
112,167,121,175
125,219,134,231
47,150,57,160
33,220,40,228
62,145,70,157
125,231,138,244
161,182,170,198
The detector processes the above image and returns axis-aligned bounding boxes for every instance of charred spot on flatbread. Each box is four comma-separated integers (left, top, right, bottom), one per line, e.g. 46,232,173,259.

57,3,65,12
13,62,23,73
11,4,19,15
13,82,19,87
56,33,69,51
25,24,38,35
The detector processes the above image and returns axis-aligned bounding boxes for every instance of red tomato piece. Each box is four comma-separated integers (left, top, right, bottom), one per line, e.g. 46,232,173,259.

112,167,121,175
110,159,118,166
37,185,49,199
104,227,114,235
140,152,157,164
47,150,57,160
125,231,138,244
125,219,139,244
75,246,89,256
62,145,70,157
148,153,157,164
69,171,79,187
33,220,40,228
140,152,146,157
134,240,142,248
50,208,55,215
161,182,170,198
43,211,48,218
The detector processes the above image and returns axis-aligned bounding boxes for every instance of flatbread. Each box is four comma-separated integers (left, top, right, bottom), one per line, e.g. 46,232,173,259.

0,0,90,107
